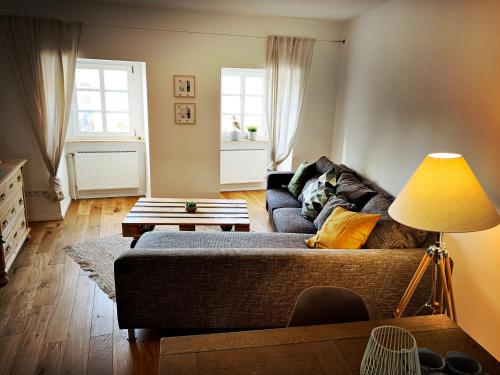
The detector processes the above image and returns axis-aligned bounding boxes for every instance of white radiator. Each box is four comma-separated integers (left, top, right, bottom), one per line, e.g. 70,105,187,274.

72,151,139,191
220,149,267,184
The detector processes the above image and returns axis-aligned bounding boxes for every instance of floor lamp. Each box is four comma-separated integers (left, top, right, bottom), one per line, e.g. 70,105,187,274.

388,153,499,322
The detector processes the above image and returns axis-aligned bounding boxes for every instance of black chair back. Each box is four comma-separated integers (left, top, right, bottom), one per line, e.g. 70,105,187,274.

288,286,370,327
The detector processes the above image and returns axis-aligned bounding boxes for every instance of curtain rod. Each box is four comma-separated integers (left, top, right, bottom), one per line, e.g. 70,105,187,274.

84,22,346,44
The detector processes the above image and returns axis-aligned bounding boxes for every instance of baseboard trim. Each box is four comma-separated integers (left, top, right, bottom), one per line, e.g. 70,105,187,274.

221,182,266,192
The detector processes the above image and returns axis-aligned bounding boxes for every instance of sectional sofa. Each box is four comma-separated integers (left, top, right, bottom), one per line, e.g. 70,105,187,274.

114,156,435,336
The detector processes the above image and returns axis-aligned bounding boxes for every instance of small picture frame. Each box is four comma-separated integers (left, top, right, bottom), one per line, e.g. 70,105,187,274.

175,103,196,124
174,75,195,97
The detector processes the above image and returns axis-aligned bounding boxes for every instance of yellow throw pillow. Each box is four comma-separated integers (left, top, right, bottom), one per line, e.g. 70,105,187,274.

305,206,381,249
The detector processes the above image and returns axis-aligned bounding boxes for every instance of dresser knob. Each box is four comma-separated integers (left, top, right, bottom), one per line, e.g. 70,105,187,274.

5,245,10,252
9,183,13,189
10,208,15,214
19,199,23,205
17,175,21,182
21,221,25,228
0,194,5,201
1,220,7,228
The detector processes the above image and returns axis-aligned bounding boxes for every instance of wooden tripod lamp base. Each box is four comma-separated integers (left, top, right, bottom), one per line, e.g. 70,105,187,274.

394,237,457,322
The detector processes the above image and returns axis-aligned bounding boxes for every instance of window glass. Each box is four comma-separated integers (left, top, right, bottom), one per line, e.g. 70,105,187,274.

105,92,129,112
222,75,241,95
106,113,130,132
244,96,262,114
78,112,103,132
104,70,128,90
222,95,241,114
72,62,136,137
245,76,264,95
76,69,100,89
220,68,266,139
77,91,101,111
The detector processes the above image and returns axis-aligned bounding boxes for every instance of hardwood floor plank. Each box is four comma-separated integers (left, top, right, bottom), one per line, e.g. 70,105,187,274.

33,263,64,307
0,253,50,336
112,303,134,375
60,276,95,375
9,305,52,375
87,334,113,375
35,340,66,375
0,334,22,375
43,255,80,343
0,266,31,334
90,285,113,337
36,222,64,254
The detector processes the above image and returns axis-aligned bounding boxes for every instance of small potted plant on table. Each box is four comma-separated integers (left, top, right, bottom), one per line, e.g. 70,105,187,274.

185,201,197,212
247,126,258,141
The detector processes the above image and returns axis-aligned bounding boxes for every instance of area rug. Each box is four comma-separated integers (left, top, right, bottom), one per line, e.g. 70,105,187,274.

64,226,223,300
64,234,132,300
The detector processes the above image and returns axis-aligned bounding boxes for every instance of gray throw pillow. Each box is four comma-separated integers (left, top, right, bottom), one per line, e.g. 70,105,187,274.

335,172,377,208
313,195,357,229
361,194,430,249
301,168,336,220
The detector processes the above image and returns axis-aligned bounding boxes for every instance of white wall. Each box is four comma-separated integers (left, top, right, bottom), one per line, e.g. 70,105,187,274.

334,0,500,359
0,0,346,213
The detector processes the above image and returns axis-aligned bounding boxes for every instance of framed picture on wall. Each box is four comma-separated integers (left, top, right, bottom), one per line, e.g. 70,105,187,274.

175,103,196,124
174,75,196,97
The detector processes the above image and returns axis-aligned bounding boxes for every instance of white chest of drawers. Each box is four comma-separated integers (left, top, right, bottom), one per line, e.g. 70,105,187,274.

0,159,30,286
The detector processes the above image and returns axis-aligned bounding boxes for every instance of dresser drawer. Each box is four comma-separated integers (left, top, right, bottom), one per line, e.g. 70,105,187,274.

0,187,25,239
2,214,27,264
0,169,23,212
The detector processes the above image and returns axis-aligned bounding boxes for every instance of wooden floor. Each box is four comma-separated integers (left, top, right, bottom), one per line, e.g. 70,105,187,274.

0,191,272,375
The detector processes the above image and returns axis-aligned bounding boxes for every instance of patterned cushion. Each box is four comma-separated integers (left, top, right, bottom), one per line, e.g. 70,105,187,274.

301,168,336,220
314,195,357,230
298,177,319,202
335,172,377,208
273,208,318,234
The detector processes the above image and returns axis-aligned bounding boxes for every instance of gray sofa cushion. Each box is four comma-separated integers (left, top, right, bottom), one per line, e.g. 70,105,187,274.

335,172,377,208
273,208,317,234
266,188,301,217
136,231,310,249
362,194,430,249
313,195,357,230
315,156,337,175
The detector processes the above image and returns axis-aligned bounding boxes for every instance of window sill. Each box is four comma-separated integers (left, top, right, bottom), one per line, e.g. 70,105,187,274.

220,139,268,151
65,138,145,143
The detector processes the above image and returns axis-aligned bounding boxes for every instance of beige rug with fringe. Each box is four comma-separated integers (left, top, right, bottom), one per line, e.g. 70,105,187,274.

64,226,222,300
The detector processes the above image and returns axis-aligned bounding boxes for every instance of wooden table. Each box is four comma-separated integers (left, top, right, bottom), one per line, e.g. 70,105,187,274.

122,197,250,243
160,315,499,374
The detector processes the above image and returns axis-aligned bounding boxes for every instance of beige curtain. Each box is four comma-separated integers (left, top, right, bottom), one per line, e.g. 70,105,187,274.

0,15,81,201
266,35,315,171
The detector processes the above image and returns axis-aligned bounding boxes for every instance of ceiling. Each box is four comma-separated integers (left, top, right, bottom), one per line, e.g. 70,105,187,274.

97,0,391,21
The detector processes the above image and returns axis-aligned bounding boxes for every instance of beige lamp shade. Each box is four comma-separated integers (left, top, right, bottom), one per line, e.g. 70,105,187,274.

389,153,499,233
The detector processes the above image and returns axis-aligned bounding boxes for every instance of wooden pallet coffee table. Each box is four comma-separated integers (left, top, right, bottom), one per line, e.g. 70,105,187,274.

122,197,250,245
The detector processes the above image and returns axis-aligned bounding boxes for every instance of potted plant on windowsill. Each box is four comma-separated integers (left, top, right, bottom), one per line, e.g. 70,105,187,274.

247,126,258,141
231,116,241,141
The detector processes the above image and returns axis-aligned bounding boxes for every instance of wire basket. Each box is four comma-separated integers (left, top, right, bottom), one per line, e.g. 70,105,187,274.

360,325,421,375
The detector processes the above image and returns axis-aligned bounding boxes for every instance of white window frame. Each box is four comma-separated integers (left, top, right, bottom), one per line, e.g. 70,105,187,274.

220,67,266,140
68,58,145,140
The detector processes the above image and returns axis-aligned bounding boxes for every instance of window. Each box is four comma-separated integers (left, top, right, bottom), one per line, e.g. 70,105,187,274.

69,59,145,139
221,68,266,139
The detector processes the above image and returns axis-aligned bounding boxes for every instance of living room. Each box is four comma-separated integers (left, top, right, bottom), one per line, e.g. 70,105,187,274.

0,0,499,374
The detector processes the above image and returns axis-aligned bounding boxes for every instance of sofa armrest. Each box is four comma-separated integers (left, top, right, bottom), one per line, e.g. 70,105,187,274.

267,171,294,189
114,247,431,330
